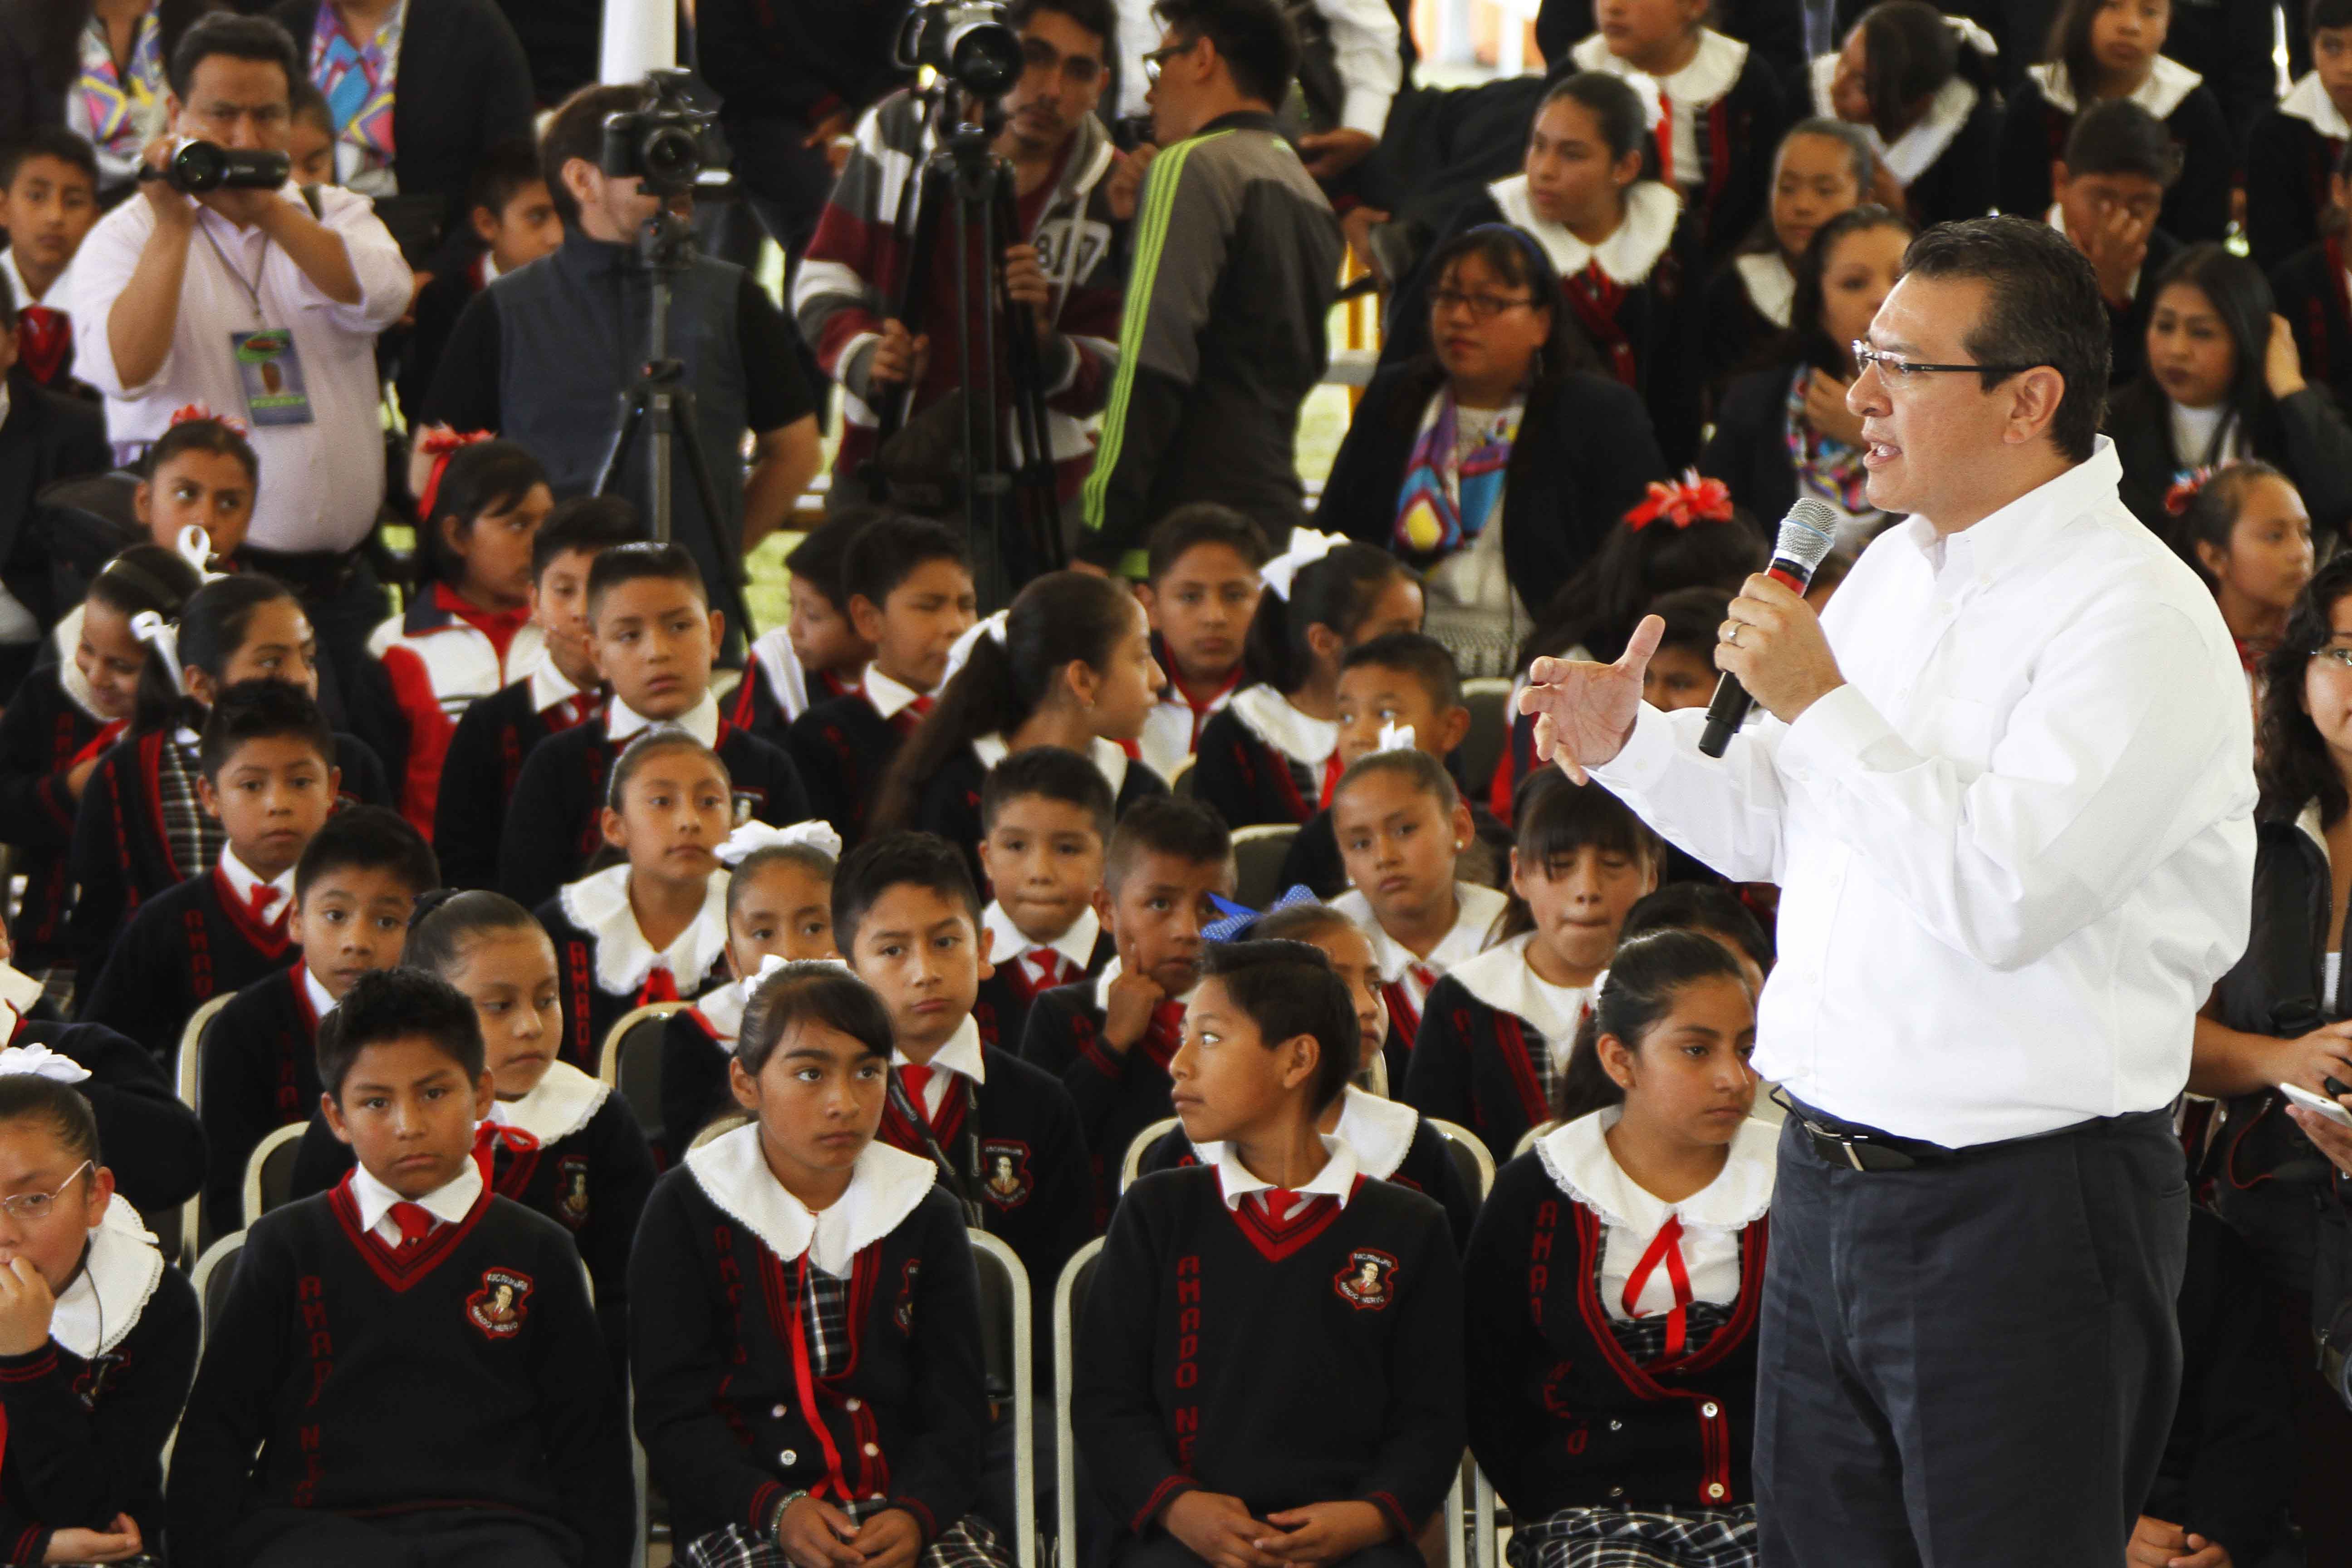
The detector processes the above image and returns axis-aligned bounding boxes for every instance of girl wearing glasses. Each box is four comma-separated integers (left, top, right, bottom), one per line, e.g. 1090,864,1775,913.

1703,204,1912,551
0,1054,197,1565
1699,118,1870,392
1319,224,1666,679
1384,71,1701,466
2189,553,2352,1559
2105,243,2352,542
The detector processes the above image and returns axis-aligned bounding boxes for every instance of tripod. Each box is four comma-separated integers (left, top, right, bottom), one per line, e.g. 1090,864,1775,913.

593,206,758,641
869,92,1063,610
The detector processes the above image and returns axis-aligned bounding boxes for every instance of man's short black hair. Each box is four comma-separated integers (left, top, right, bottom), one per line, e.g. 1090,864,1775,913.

1899,216,2109,463
167,12,300,100
317,968,485,1100
2060,99,2181,188
533,496,643,581
0,127,99,192
1152,0,1297,110
785,509,879,614
833,831,984,952
540,81,648,230
1105,794,1232,891
587,539,706,621
469,136,549,222
1146,503,1272,583
842,514,970,612
981,745,1116,843
198,679,334,781
1197,939,1357,1111
294,804,439,905
1341,632,1462,715
1010,0,1117,54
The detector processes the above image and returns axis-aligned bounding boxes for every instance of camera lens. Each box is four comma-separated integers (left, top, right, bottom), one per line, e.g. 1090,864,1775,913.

641,125,702,186
946,18,1022,97
173,142,228,192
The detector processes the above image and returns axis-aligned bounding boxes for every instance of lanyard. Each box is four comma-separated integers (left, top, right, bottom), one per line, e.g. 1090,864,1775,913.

1621,1213,1694,1359
198,218,271,326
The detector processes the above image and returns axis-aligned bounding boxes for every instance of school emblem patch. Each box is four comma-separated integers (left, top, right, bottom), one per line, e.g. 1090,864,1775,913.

466,1268,534,1339
894,1259,921,1335
980,1139,1034,1210
1333,1248,1399,1312
557,1155,591,1230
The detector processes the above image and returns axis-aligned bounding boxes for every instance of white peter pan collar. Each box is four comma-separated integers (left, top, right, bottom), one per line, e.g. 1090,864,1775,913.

1214,1134,1360,1210
558,861,730,998
893,1012,987,1085
1447,931,1592,1048
1733,251,1793,328
2028,53,2200,119
528,651,586,719
491,1058,610,1142
1329,882,1509,984
50,1196,164,1360
1571,27,1746,106
351,1156,482,1235
973,732,1130,799
864,667,925,723
984,900,1100,976
1806,57,1978,187
686,1124,936,1275
1488,175,1682,288
607,689,720,747
1186,1085,1417,1181
2281,71,2352,140
1229,683,1338,769
1536,1106,1777,1234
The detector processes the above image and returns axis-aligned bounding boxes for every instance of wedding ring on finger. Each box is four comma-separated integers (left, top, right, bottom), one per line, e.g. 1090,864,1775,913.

1720,621,1741,648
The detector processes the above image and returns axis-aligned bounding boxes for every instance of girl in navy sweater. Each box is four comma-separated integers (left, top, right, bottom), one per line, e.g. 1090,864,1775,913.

1462,929,1771,1567
628,961,1009,1568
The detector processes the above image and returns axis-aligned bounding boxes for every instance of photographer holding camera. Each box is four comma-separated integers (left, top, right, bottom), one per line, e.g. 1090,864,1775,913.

416,78,823,627
792,0,1130,517
61,11,415,682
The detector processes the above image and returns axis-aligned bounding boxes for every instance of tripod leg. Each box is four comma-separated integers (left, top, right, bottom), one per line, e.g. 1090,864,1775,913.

595,389,652,498
665,384,761,642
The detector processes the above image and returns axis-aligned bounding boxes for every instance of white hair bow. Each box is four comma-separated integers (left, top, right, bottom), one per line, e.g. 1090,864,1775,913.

1590,967,1611,1009
1374,719,1417,757
0,1044,91,1086
1945,14,1996,56
129,611,184,695
940,609,1010,690
174,525,228,583
717,818,843,867
739,951,790,1002
1259,529,1346,602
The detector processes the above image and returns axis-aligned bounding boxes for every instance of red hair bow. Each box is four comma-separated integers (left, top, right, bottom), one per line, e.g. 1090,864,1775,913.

167,403,250,438
416,427,497,520
1624,470,1735,530
2164,466,2217,517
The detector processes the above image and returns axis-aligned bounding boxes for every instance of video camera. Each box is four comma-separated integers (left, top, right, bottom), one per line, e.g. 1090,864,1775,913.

599,69,727,200
138,139,289,194
894,0,1024,98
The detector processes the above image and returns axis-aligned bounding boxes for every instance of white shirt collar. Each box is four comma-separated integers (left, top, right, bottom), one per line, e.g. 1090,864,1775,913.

351,1154,484,1238
685,1123,936,1275
983,899,1101,975
1329,882,1509,984
490,1058,611,1142
2027,53,2200,119
864,666,925,722
1215,1134,1360,1210
0,245,62,309
2282,70,2352,139
1487,175,1681,288
299,962,339,1021
52,605,109,725
1446,931,1593,1048
972,732,1131,799
1536,1107,1778,1233
50,1196,164,1360
1898,437,2123,587
607,688,720,747
528,650,586,717
1571,27,1746,105
218,846,295,911
892,1011,987,1084
749,628,815,723
557,860,732,997
1230,683,1339,767
1733,251,1793,329
1183,1085,1417,1181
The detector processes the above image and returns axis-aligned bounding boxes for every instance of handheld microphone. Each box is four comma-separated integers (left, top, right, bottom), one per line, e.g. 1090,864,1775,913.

1697,498,1840,759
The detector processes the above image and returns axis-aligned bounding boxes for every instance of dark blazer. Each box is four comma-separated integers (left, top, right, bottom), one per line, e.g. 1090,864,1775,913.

0,367,110,629
1995,73,2233,244
271,0,533,269
1318,356,1666,619
2274,237,2352,412
2242,107,2343,278
2104,375,2352,542
1704,359,1809,527
1897,88,2004,230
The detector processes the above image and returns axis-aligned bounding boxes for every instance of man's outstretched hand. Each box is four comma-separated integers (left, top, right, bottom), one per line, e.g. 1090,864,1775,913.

1517,614,1663,784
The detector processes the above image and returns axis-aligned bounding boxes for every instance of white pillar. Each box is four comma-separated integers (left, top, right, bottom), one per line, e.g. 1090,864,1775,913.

600,0,676,85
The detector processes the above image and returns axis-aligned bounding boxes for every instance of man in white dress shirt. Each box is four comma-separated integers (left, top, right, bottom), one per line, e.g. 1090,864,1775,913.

1519,216,2258,1563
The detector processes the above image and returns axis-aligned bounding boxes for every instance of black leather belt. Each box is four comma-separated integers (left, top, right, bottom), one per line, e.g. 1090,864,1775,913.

1778,1091,2097,1171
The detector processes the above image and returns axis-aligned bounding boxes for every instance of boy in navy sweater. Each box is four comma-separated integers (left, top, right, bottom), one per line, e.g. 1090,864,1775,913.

972,747,1117,1052
166,968,632,1568
80,682,339,1062
1073,939,1463,1568
198,806,437,1241
788,514,977,847
499,542,810,909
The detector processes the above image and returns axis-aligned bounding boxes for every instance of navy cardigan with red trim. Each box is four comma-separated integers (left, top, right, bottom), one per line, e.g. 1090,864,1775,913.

0,662,104,972
1402,973,1558,1166
626,1170,988,1552
1190,706,1320,831
78,867,300,1063
1071,1166,1464,1543
1461,1151,1765,1517
1018,977,1181,1228
435,675,601,892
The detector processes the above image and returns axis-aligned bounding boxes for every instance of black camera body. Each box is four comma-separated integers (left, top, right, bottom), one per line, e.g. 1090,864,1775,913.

599,69,727,199
141,139,290,194
894,0,1023,98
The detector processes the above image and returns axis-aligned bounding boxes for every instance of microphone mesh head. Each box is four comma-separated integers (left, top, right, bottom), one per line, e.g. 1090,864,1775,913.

1776,500,1841,573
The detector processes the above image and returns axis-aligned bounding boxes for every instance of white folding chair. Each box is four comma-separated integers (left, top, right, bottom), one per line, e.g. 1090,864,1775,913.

968,1230,1037,1568
176,992,235,1257
241,1122,308,1229
1051,1238,1105,1568
1119,1117,1182,1194
1426,1117,1496,1200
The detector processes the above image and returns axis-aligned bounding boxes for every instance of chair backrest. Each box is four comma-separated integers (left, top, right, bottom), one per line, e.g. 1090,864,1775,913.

1362,1049,1389,1099
691,1112,750,1150
600,1000,687,1147
147,1196,185,1270
1459,678,1514,800
1120,1116,1181,1194
179,992,238,1259
242,1122,308,1229
1053,1239,1106,1566
1168,755,1197,797
1425,1117,1495,1200
967,1229,1037,1568
191,1230,245,1345
1510,1120,1557,1162
1229,823,1298,911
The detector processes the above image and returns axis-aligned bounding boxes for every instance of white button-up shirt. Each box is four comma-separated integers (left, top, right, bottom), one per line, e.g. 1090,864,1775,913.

1592,440,2256,1146
62,182,412,554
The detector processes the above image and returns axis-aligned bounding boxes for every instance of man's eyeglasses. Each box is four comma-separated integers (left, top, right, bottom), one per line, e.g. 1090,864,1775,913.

0,1161,90,1224
1142,37,1200,83
1851,341,2040,389
1429,288,1536,321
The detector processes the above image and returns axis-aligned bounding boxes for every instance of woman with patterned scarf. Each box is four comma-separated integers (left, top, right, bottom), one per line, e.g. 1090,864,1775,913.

0,0,209,194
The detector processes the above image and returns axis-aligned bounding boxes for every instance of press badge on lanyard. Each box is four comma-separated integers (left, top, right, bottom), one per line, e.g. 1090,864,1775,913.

206,220,315,426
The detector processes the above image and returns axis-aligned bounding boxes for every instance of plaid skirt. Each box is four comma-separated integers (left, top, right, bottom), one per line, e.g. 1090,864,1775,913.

1504,1504,1759,1568
682,1507,1009,1568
